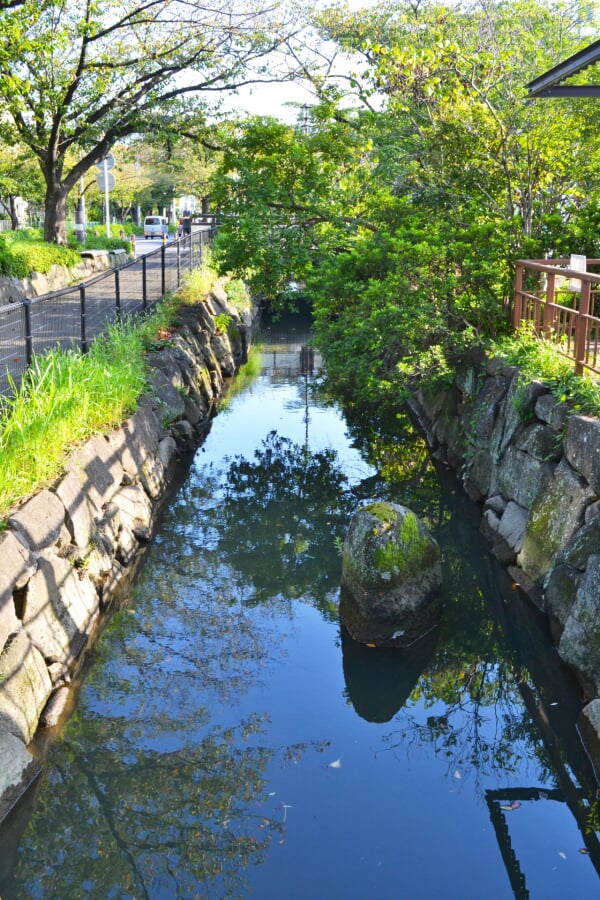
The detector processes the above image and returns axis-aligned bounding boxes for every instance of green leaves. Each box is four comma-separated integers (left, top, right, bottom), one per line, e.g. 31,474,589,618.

0,0,303,242
211,1,600,412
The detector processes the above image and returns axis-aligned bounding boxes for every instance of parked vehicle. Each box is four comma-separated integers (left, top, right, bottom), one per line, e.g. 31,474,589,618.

143,215,169,239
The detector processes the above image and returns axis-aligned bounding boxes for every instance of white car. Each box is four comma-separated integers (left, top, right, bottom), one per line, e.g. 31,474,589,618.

143,215,169,239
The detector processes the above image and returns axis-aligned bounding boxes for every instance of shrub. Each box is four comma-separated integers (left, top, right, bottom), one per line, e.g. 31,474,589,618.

0,232,80,276
225,277,251,310
0,235,29,278
78,232,132,252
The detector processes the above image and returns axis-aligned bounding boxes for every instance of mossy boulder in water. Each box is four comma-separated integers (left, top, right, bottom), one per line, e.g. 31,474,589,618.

340,502,442,648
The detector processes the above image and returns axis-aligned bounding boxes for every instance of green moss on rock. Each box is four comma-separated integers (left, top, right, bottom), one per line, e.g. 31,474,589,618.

341,502,443,648
373,510,438,579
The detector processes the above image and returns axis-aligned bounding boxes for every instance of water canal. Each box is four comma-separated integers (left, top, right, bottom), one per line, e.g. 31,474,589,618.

1,312,600,899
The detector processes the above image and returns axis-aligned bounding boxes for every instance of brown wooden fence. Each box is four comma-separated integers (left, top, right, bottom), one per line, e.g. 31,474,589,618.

513,257,600,376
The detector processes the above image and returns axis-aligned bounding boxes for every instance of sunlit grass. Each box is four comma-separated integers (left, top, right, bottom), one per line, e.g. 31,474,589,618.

222,276,252,312
0,323,149,520
178,250,253,315
491,323,600,417
178,249,218,304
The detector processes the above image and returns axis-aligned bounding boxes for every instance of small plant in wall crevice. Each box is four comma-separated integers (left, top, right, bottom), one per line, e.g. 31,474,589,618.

214,313,232,334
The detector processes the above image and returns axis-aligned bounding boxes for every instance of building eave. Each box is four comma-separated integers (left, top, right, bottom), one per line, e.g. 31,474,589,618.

527,38,600,98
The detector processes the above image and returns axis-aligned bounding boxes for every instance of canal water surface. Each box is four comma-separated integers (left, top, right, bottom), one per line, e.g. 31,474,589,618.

1,313,600,899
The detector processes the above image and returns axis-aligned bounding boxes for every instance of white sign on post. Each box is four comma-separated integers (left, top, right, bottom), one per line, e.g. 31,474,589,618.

569,254,587,292
96,153,115,171
95,155,116,237
95,171,116,191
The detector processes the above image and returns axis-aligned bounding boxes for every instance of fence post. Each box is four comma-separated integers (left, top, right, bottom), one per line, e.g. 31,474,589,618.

176,240,181,288
142,256,148,312
23,298,33,366
574,280,591,376
115,269,121,322
80,284,88,354
543,272,556,337
161,240,166,297
513,263,523,330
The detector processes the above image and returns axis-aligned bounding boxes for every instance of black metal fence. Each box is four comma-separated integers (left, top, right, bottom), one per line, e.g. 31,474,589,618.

0,228,212,397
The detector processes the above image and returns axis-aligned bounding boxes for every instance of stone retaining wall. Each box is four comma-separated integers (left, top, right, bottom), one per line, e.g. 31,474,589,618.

410,355,600,769
0,281,257,823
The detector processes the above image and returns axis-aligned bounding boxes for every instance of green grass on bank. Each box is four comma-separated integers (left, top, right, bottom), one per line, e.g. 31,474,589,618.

0,259,226,522
0,227,135,279
490,323,600,417
0,229,81,278
413,322,600,419
0,329,146,520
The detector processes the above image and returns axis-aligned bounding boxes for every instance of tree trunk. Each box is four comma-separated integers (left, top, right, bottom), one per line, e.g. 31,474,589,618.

8,195,19,230
43,186,68,245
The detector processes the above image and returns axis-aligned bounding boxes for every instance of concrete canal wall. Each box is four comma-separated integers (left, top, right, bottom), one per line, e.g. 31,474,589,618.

410,355,600,770
0,282,258,823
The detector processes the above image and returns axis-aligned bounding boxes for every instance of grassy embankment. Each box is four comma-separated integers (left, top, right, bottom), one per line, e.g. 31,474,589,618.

0,252,257,523
490,324,600,417
0,227,133,278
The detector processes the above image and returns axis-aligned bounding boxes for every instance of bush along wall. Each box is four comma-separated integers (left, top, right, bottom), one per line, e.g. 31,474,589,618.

410,355,600,770
0,282,259,823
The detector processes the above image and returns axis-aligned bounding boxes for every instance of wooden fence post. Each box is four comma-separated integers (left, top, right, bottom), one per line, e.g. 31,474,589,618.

543,272,556,337
574,280,591,375
513,263,523,329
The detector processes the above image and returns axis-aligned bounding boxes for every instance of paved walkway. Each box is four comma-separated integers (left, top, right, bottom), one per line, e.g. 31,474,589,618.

0,228,210,397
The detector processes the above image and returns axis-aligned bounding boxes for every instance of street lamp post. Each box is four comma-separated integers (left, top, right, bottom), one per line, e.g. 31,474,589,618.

74,178,86,243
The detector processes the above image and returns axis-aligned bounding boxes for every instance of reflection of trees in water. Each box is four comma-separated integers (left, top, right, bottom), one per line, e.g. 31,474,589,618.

8,431,345,897
343,570,551,789
344,405,441,519
385,660,553,790
176,431,357,617
13,713,286,899
372,533,560,793
11,593,328,899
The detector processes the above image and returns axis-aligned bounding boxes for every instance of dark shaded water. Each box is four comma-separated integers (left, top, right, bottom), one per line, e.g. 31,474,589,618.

1,314,600,899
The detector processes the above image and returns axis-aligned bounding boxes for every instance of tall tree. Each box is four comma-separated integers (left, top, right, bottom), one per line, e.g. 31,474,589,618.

0,0,304,244
212,0,600,408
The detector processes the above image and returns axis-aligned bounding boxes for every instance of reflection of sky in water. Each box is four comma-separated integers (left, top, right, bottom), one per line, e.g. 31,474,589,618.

208,376,375,489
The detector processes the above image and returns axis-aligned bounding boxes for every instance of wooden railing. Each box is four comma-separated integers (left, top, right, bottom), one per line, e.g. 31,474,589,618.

513,258,600,376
